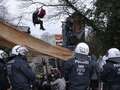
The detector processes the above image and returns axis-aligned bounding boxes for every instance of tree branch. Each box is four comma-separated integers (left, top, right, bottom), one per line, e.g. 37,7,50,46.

64,0,98,31
31,1,67,7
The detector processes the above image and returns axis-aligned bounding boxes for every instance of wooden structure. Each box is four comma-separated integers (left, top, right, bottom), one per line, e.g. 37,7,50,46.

0,21,72,60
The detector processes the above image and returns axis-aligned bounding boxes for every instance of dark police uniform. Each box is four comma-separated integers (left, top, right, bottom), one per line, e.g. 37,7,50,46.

101,57,120,90
0,59,10,90
7,55,35,90
64,53,95,90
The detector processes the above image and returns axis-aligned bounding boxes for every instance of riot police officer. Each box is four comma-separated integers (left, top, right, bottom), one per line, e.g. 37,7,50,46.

101,48,120,90
0,50,10,90
64,42,96,90
7,45,35,90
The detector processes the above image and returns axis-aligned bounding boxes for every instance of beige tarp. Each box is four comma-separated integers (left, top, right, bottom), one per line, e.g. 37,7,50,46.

0,21,73,60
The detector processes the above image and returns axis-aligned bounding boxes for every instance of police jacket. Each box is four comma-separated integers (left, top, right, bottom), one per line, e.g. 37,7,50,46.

64,53,95,90
101,57,120,90
7,55,35,89
0,59,10,90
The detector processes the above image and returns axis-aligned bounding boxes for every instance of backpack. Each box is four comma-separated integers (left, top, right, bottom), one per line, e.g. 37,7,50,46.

37,8,46,18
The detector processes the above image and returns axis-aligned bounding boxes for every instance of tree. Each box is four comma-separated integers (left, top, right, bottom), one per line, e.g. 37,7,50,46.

17,0,96,26
4,0,99,54
94,0,120,53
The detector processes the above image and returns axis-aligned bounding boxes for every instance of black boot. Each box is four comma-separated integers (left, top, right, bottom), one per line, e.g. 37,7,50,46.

40,23,45,30
40,26,45,30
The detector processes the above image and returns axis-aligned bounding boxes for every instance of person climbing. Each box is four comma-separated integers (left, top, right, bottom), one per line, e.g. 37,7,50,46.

32,7,46,30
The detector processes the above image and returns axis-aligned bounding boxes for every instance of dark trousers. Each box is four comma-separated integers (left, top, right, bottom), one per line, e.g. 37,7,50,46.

33,17,45,30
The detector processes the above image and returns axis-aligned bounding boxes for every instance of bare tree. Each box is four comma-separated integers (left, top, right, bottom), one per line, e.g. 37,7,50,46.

0,0,98,31
16,0,98,30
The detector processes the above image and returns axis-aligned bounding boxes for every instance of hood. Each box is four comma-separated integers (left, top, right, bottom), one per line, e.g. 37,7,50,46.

74,53,89,61
108,57,120,63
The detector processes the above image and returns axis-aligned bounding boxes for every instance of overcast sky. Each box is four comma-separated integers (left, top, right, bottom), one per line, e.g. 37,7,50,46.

2,0,93,38
3,0,65,38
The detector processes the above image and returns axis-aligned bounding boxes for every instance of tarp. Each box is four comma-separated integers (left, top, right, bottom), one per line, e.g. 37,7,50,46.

0,21,72,60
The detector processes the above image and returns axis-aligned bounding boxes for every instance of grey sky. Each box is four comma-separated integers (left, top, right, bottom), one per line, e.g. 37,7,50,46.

3,0,93,38
4,0,64,38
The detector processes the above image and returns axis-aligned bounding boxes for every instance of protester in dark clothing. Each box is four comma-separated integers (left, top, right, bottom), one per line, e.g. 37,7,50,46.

7,45,35,90
0,50,10,90
101,48,120,90
32,7,46,30
64,42,95,90
89,55,99,90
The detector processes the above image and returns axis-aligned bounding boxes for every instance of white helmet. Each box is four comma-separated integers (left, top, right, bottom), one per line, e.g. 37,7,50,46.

12,45,29,56
108,48,120,58
0,50,8,59
75,42,89,55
